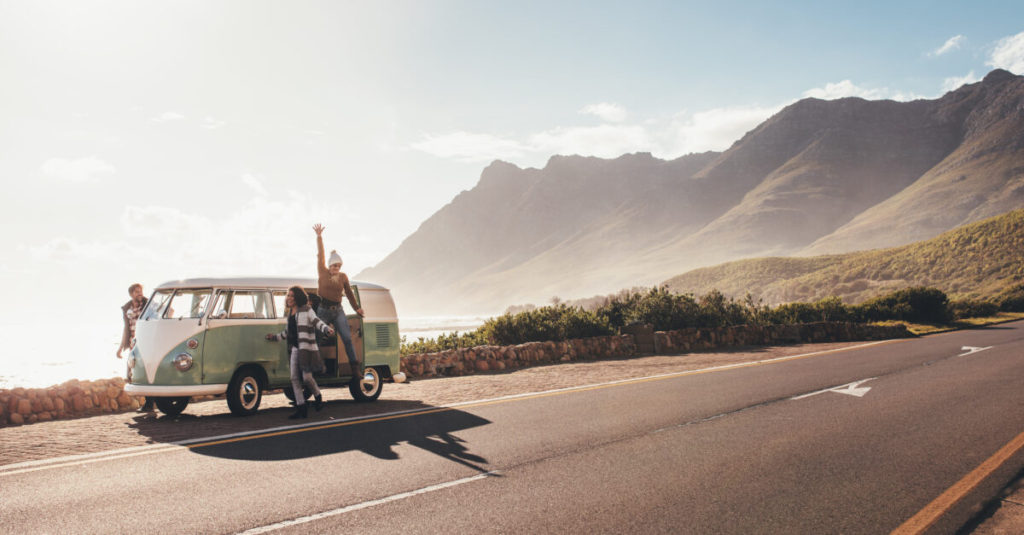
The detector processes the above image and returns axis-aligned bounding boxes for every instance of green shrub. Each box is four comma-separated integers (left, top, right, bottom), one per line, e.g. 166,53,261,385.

997,283,1024,312
400,329,490,357
854,286,951,323
949,299,1000,319
481,304,614,345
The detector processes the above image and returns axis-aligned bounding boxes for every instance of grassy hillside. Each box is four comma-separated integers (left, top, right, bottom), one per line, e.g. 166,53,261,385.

664,208,1024,304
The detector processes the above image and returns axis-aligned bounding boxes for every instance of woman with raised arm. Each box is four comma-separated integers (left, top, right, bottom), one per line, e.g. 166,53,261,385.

312,223,364,378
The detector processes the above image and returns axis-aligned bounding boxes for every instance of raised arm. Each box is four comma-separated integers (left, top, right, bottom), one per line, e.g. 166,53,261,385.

313,224,328,275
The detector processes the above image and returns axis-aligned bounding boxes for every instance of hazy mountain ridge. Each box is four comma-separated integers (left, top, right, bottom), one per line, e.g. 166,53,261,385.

663,208,1024,305
359,69,1024,314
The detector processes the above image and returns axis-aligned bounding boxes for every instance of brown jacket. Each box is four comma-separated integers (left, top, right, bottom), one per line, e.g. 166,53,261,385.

120,296,148,352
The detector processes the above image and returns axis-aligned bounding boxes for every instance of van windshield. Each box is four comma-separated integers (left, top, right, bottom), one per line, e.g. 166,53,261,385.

147,289,213,319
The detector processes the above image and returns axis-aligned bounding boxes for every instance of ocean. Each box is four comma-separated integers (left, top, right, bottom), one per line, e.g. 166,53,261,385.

0,315,488,390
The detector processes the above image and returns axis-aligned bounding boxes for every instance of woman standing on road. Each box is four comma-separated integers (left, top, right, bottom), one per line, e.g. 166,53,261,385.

312,223,364,377
266,286,334,419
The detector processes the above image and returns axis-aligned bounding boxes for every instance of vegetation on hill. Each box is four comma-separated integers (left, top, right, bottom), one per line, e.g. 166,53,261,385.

664,208,1024,305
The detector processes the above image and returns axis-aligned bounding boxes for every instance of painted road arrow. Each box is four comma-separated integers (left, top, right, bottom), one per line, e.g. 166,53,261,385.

959,346,993,357
791,378,876,400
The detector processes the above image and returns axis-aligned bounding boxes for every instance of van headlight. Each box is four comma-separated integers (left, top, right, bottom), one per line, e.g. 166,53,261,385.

173,353,194,372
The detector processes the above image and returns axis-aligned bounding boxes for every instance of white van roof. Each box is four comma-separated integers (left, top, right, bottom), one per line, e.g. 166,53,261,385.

156,277,388,291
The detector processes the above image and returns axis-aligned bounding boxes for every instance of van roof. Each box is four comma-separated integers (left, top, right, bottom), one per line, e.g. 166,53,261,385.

155,277,388,291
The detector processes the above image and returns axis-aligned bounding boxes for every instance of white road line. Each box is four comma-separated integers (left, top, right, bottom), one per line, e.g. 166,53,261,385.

235,471,501,534
0,339,894,477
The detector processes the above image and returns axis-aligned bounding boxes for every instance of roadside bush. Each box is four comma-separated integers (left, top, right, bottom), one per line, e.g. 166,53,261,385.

996,283,1024,312
401,329,489,357
481,304,614,345
949,299,1000,319
854,286,951,323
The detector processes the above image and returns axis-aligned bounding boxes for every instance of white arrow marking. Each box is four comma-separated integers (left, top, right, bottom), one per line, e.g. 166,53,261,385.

959,346,992,357
791,378,876,400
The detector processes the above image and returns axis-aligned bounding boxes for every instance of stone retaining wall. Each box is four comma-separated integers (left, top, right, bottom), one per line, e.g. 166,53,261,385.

0,322,912,427
0,377,140,427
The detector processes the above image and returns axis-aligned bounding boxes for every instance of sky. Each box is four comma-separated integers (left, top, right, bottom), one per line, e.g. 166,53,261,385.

1,0,1024,368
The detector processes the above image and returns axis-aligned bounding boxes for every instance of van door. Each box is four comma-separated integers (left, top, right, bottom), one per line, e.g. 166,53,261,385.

203,289,285,385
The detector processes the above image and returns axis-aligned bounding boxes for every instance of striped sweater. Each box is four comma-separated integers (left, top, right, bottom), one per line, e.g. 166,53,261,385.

270,305,332,373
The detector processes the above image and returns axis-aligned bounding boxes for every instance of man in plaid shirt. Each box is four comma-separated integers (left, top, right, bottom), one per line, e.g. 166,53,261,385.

118,283,151,411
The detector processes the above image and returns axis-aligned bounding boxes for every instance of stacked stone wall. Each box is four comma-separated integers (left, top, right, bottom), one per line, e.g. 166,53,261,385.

0,322,911,427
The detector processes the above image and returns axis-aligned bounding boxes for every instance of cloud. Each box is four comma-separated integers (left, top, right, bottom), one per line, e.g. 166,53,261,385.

987,31,1024,74
530,124,653,158
40,156,116,182
802,80,923,101
202,116,226,129
658,105,782,156
411,132,530,163
931,35,965,56
942,71,980,92
152,111,186,123
579,102,628,123
241,173,269,197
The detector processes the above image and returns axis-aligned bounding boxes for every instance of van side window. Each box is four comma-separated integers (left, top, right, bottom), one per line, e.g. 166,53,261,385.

221,290,273,319
272,291,288,318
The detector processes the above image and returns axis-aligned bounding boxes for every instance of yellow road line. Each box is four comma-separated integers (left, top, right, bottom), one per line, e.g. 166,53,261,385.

187,339,903,449
892,429,1024,534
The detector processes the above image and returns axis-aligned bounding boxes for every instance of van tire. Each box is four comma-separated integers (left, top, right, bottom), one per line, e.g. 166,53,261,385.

227,367,264,416
155,397,190,417
349,366,383,402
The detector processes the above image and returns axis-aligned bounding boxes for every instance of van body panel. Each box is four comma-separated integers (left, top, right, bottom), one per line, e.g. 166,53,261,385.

203,319,287,384
133,317,205,384
364,321,400,373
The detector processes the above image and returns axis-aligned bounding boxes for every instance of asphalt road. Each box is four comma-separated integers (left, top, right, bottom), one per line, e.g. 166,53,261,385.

3,322,1024,534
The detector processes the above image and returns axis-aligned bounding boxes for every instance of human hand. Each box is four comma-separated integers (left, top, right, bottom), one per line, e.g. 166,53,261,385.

326,326,335,336
265,334,277,341
116,349,123,359
313,223,325,236
356,307,364,318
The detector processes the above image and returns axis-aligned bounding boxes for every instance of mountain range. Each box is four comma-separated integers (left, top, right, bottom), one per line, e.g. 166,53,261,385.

358,69,1024,314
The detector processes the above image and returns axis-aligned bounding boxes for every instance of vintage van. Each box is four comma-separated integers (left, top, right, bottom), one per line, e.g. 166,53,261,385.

123,277,405,417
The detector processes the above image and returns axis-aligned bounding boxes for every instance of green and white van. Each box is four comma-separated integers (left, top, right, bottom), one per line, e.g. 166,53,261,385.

124,277,405,417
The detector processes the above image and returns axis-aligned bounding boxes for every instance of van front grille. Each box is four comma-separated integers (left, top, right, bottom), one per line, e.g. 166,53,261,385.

376,324,390,347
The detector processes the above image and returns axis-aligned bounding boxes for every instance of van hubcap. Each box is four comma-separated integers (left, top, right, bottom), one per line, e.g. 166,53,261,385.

240,377,259,409
359,368,380,394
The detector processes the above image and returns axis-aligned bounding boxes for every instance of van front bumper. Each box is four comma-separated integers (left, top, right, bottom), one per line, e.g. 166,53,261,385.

124,384,228,397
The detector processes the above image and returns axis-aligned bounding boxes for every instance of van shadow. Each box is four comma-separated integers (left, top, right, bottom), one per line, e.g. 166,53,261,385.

127,399,493,473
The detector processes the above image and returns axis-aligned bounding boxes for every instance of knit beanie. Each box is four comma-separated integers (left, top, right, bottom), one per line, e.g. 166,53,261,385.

328,250,343,267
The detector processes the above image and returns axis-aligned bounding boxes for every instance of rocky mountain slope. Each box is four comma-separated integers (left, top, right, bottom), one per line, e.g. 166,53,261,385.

359,69,1024,314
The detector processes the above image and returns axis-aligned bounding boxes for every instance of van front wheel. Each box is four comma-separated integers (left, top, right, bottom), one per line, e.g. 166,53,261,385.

349,367,383,402
155,397,190,417
227,369,264,416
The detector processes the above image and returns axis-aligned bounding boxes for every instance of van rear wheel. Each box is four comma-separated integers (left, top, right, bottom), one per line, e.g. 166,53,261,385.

227,369,264,416
155,397,190,417
349,367,383,402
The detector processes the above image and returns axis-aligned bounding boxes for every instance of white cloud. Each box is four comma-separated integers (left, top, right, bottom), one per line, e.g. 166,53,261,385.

932,35,965,56
658,105,782,157
942,71,980,92
202,116,226,129
40,156,116,182
579,102,628,123
152,111,186,123
987,31,1024,74
530,124,653,158
802,80,923,101
241,173,269,197
411,131,530,163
